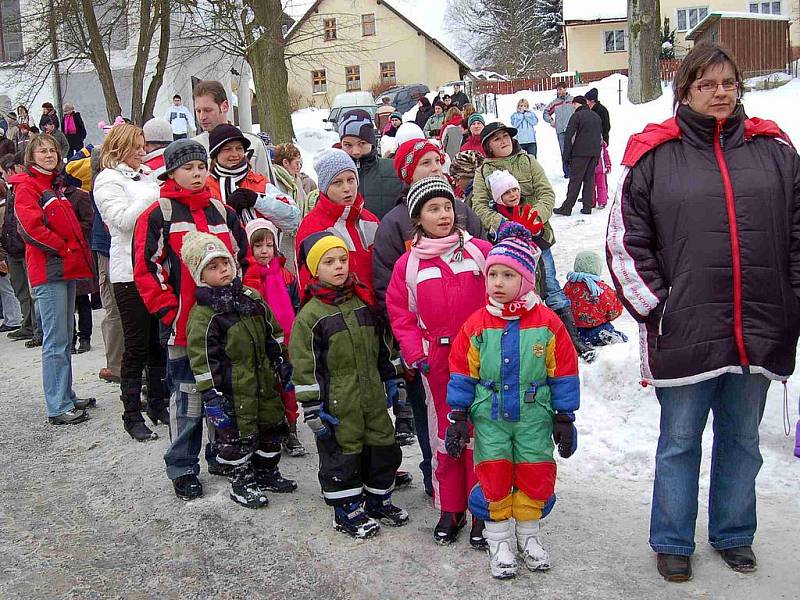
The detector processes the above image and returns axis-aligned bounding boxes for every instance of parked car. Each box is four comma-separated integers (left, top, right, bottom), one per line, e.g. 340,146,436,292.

324,91,378,132
377,84,430,114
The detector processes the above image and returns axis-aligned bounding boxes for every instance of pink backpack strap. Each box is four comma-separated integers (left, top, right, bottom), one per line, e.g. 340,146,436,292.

404,252,421,315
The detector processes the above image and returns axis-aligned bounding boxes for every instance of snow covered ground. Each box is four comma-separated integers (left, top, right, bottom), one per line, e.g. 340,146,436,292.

1,77,799,599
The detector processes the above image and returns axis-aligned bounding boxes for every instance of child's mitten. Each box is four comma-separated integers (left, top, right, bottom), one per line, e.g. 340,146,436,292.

227,188,259,212
552,412,577,458
386,378,407,409
202,389,234,430
445,410,470,458
303,403,338,440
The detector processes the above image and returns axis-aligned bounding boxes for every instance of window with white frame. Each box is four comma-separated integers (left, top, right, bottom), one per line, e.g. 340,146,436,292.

676,6,709,31
312,69,327,94
0,0,24,62
603,29,626,53
749,1,781,14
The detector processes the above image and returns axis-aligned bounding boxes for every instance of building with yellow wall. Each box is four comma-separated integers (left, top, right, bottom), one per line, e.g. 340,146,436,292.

564,0,800,76
285,0,470,107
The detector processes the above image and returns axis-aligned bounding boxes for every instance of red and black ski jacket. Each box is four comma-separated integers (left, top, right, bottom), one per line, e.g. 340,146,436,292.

132,179,259,347
606,103,800,386
12,168,94,287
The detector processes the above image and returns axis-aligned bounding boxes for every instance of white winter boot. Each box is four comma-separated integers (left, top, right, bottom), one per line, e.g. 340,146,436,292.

483,520,518,579
516,519,551,571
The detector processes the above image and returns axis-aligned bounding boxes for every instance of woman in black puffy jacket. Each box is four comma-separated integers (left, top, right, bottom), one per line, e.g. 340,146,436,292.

607,42,800,583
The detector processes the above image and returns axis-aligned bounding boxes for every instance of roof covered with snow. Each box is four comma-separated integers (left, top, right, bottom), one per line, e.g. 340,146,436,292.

563,0,627,22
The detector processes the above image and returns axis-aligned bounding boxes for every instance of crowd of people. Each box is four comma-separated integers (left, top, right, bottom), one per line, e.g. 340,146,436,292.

1,42,799,584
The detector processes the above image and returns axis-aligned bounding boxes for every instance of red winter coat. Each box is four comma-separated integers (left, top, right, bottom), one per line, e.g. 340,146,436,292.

295,192,379,293
11,168,93,287
564,280,622,329
132,179,259,347
460,134,486,156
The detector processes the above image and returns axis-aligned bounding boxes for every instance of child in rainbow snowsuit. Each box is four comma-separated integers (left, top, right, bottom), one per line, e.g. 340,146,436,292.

445,222,580,579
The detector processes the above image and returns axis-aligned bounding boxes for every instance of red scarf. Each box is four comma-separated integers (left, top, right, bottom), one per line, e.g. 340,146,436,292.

316,191,365,223
303,273,374,309
160,178,212,208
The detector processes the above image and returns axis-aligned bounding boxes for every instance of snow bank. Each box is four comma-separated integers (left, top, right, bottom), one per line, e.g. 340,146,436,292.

291,107,339,180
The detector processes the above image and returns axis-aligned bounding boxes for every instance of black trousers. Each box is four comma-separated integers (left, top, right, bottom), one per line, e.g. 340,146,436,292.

562,155,599,212
113,281,166,392
317,438,402,506
73,294,92,342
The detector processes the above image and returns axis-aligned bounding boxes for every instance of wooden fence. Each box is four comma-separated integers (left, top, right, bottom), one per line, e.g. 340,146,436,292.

473,60,683,95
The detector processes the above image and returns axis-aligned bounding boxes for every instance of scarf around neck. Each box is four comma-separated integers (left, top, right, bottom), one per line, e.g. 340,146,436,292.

195,278,261,316
212,160,250,204
304,273,374,309
256,259,295,338
318,191,364,223
567,271,602,299
160,178,212,207
486,290,540,320
411,229,471,262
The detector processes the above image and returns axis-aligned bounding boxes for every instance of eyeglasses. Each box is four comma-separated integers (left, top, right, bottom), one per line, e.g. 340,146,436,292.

34,148,59,155
693,80,739,93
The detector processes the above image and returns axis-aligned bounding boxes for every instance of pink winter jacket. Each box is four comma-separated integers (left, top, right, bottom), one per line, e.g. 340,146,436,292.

386,238,492,367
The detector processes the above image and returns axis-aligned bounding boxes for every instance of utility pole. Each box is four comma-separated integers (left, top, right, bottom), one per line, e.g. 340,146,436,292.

48,0,64,113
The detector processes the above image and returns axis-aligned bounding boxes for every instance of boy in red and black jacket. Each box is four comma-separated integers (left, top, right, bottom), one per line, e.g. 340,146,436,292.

132,139,258,500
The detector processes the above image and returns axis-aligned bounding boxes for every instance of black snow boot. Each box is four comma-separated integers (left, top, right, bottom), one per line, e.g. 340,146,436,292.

394,470,413,488
434,511,467,545
555,307,598,363
334,501,380,539
469,516,488,550
394,402,416,446
365,494,409,527
230,464,269,509
145,366,170,425
173,474,203,501
254,466,297,493
283,422,307,457
120,378,158,442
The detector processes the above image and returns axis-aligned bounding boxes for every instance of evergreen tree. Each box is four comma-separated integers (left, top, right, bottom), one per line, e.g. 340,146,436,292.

533,0,563,50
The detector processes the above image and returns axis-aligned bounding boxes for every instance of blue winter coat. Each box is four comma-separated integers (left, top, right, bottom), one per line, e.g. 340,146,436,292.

511,110,538,144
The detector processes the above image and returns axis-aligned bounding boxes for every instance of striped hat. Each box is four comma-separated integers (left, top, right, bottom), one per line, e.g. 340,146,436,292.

485,222,540,299
407,176,455,219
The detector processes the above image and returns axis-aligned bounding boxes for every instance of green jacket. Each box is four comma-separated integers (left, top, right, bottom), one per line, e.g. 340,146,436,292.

471,144,556,244
423,113,446,137
289,295,401,453
187,285,287,436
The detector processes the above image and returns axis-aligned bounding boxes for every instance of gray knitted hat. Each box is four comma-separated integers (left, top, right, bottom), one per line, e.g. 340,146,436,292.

313,148,359,195
573,250,603,276
338,109,376,146
159,139,208,181
407,176,455,219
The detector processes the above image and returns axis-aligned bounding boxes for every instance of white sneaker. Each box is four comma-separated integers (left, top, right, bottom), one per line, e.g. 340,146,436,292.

516,520,551,571
484,520,518,579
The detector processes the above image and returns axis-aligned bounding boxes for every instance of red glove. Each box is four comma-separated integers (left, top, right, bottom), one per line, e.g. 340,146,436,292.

511,205,544,237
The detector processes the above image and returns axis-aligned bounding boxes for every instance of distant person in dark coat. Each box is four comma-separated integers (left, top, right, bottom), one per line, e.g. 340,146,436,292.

586,88,611,144
61,103,87,159
451,83,470,109
39,102,60,131
554,96,603,216
414,96,434,131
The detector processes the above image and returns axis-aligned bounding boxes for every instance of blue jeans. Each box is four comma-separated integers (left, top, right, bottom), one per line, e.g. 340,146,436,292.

539,248,570,311
556,132,570,178
164,348,205,480
650,374,770,556
407,372,432,494
32,280,78,417
520,142,538,158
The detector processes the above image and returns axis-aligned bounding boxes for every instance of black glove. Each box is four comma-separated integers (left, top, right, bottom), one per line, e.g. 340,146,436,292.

444,410,470,458
553,413,577,458
226,188,259,212
276,360,294,392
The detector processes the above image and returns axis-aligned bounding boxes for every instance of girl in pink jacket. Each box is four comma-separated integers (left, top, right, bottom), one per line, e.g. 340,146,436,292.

386,176,492,548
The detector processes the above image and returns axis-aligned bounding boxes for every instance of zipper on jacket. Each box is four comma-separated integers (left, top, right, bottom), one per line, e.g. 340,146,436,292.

658,286,672,336
713,119,750,367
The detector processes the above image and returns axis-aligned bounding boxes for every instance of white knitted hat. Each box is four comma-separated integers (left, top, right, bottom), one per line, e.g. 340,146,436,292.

180,231,234,286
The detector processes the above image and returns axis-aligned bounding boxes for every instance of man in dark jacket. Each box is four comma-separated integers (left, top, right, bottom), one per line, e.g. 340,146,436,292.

586,88,611,144
554,96,603,216
338,109,404,219
451,83,470,109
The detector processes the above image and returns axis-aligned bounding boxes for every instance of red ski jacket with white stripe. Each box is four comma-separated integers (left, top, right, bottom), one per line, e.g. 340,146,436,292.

606,103,800,387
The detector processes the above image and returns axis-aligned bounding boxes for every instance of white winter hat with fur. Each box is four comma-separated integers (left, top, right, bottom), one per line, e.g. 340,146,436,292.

180,231,234,286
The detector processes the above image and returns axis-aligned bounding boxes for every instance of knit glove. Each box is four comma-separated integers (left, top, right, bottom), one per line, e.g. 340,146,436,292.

227,188,259,212
303,402,339,440
414,359,430,376
202,389,233,430
386,378,407,409
445,410,470,458
511,205,544,237
553,412,577,458
275,360,294,392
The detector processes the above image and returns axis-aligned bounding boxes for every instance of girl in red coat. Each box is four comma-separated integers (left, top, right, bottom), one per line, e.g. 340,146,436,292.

386,176,492,548
564,250,627,346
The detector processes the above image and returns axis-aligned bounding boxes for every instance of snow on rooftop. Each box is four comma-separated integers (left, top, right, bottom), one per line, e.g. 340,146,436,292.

563,0,627,22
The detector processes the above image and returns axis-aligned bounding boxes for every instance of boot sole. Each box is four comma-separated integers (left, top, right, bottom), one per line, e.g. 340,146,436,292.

491,568,518,580
334,523,380,539
368,513,409,527
229,493,269,509
258,485,297,494
49,414,90,425
522,560,551,571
